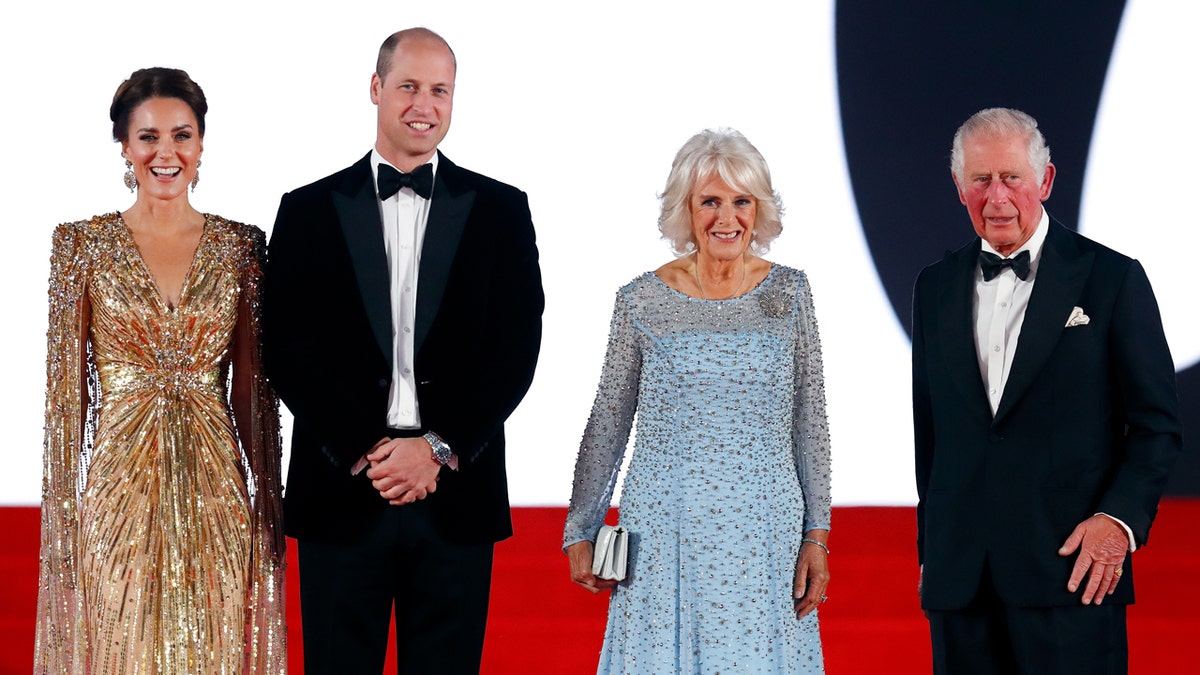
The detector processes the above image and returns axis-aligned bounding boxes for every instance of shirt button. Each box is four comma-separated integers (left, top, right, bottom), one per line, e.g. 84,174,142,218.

403,326,412,333
404,286,412,293
993,345,1001,352
989,388,997,396
403,368,411,374
1000,302,1008,308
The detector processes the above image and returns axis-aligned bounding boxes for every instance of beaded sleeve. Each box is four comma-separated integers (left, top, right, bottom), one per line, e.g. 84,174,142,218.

234,225,288,674
792,273,832,533
35,222,92,674
563,289,643,548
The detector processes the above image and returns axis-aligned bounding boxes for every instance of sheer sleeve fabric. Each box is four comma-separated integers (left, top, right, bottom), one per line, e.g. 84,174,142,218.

35,222,91,674
563,290,642,549
232,225,287,674
792,273,832,533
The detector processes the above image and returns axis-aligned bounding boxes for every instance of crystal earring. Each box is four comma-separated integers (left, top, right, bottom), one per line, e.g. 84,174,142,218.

123,158,137,193
191,159,201,192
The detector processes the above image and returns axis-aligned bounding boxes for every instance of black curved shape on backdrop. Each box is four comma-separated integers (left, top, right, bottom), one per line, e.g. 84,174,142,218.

835,0,1198,495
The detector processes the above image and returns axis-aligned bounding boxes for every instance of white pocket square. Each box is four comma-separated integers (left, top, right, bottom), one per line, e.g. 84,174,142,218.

1065,306,1090,327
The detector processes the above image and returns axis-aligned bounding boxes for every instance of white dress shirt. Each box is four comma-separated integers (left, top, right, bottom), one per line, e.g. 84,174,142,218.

972,208,1135,551
370,149,437,430
973,209,1049,415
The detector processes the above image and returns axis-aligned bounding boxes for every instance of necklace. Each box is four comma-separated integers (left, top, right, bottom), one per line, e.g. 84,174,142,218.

692,258,748,300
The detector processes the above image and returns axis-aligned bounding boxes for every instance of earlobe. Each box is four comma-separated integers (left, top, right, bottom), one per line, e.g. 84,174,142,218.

951,172,968,205
370,73,382,104
1040,162,1056,200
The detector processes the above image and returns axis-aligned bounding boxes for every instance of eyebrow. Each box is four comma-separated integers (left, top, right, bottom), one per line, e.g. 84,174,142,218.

396,78,454,88
135,123,195,134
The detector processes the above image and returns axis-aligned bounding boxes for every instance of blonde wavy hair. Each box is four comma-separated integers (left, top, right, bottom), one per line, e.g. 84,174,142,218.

658,128,784,256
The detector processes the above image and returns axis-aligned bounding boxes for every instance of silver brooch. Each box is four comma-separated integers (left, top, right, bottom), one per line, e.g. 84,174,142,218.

758,289,791,318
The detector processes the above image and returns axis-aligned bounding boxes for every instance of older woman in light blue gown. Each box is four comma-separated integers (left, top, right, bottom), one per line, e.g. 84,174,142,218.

564,128,832,674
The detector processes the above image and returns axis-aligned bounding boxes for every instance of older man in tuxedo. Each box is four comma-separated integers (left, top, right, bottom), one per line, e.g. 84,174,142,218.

912,108,1181,674
264,27,543,674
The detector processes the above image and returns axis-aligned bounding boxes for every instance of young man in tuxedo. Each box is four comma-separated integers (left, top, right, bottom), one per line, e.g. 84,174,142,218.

264,27,543,674
912,107,1181,674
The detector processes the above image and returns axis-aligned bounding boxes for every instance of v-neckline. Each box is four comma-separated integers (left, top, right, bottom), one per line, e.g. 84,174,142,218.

117,212,209,313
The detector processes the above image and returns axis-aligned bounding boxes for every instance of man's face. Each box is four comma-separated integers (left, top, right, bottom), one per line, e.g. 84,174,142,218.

371,37,455,171
953,133,1055,256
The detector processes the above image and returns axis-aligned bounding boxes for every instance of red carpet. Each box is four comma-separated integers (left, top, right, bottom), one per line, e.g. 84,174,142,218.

2,502,1196,673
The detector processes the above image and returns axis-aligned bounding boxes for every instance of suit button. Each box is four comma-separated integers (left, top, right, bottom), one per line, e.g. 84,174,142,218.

378,379,389,389
989,434,1004,443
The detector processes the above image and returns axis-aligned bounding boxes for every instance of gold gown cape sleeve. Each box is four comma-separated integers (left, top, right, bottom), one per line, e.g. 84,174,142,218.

35,221,91,673
238,225,289,674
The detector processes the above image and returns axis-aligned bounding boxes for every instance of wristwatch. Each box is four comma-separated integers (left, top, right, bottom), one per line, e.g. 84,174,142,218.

423,431,453,466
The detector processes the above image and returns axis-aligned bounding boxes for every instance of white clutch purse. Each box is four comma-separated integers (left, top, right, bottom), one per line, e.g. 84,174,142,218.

592,524,629,581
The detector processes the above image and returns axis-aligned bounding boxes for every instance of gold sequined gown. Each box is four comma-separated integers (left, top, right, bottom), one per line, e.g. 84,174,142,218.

36,213,287,674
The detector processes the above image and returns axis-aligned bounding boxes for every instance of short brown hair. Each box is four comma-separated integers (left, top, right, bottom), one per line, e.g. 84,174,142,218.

375,27,457,83
110,67,208,143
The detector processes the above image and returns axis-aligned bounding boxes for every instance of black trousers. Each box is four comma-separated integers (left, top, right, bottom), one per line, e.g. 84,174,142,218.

928,565,1128,675
297,499,495,675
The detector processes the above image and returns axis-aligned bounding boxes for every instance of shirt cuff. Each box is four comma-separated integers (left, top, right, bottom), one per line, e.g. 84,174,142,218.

1096,512,1137,552
351,454,370,476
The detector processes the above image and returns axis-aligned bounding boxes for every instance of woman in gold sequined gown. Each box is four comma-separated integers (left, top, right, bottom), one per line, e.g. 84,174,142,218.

35,68,286,674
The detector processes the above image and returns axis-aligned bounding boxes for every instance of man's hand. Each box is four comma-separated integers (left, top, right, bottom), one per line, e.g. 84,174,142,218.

566,540,618,594
365,437,441,506
1059,514,1129,605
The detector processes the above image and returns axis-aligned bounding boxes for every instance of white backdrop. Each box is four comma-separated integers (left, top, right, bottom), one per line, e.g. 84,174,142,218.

2,1,1194,507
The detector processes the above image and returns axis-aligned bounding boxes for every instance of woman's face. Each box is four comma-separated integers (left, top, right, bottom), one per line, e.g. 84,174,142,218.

689,174,757,261
121,97,202,202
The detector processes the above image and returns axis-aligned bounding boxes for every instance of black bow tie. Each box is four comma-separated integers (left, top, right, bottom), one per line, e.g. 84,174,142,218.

979,249,1031,281
377,163,434,200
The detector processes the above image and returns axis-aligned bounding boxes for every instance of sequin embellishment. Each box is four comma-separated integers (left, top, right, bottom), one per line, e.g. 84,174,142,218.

565,265,832,673
36,212,286,674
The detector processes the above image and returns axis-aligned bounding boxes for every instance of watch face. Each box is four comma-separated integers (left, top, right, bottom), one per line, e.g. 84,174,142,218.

425,433,451,464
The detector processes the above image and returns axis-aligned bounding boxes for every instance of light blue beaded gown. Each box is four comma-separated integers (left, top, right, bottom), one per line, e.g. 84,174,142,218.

565,265,831,674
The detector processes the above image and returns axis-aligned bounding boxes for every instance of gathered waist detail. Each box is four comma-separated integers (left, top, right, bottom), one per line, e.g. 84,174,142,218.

97,359,225,399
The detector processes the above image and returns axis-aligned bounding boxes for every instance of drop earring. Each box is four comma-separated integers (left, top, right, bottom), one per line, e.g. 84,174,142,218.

123,158,137,193
191,159,201,192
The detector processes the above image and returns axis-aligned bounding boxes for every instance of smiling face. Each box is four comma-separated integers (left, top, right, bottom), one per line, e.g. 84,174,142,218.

371,35,455,171
689,174,758,262
953,132,1055,256
121,97,202,203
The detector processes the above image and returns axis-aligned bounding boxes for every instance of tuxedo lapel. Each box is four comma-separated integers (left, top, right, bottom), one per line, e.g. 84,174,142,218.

938,241,993,423
332,154,393,367
416,153,475,356
993,224,1094,425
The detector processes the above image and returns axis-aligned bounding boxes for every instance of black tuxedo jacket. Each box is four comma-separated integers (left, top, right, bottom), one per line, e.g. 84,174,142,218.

913,222,1181,610
264,152,543,544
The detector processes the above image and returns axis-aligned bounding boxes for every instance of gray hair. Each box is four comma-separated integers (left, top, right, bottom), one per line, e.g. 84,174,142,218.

658,128,784,256
951,108,1051,185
